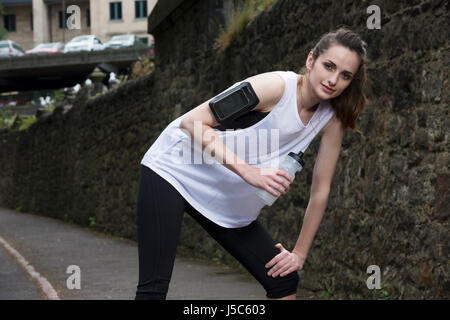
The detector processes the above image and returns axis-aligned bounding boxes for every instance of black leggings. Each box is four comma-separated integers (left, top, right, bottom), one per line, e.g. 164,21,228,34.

135,165,299,300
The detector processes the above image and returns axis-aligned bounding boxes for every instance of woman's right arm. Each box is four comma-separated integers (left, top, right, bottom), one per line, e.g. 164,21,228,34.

179,72,293,197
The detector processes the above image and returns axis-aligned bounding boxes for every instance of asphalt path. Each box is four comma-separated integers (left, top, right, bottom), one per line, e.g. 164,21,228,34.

0,207,267,300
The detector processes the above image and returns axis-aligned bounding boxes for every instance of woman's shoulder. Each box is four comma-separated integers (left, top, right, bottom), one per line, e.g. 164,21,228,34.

249,70,297,81
269,70,299,80
244,71,288,113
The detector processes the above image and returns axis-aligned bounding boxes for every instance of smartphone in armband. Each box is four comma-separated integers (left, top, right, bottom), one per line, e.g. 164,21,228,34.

209,81,260,124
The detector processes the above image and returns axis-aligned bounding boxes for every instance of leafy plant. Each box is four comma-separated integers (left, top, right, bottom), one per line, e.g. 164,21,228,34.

46,90,65,113
18,115,37,131
130,55,155,79
0,110,16,130
88,216,96,227
318,287,334,299
378,284,390,300
212,249,223,264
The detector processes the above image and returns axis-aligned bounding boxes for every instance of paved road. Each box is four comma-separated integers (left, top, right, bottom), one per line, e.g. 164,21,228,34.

0,207,267,300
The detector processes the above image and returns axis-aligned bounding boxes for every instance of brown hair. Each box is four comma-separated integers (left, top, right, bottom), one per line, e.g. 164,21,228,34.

298,27,369,133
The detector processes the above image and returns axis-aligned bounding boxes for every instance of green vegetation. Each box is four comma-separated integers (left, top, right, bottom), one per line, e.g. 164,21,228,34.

213,0,278,53
318,287,334,299
0,110,17,130
88,216,96,228
101,54,155,85
45,89,65,113
129,54,155,79
212,249,224,264
18,115,37,130
0,89,65,131
0,111,36,131
377,284,390,300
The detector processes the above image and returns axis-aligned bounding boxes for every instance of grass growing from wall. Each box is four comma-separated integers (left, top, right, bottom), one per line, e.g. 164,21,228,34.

130,54,155,79
214,0,278,53
0,89,64,131
0,110,37,131
0,110,17,130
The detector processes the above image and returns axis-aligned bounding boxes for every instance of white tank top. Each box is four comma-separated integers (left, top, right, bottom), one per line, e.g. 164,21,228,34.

140,71,335,228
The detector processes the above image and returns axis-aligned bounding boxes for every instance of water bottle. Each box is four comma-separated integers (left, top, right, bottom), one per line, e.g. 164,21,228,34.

255,151,305,206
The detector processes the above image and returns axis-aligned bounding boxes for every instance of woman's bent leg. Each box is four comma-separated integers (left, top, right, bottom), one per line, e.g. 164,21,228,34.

184,203,299,299
135,165,186,300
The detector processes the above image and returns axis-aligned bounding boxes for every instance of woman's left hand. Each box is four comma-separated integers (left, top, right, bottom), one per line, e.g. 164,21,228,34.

265,243,305,277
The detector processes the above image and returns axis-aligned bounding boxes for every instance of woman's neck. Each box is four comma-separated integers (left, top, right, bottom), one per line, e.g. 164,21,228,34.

297,75,321,112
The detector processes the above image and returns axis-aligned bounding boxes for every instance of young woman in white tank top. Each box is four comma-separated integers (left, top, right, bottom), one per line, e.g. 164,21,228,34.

135,28,368,300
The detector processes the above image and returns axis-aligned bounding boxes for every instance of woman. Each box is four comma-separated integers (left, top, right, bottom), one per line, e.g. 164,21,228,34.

135,27,368,300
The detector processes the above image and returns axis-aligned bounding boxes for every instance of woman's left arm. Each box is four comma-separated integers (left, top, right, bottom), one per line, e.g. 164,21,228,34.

266,115,345,277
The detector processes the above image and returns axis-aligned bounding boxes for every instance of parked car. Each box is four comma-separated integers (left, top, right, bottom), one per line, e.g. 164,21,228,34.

104,34,147,50
0,40,25,58
26,42,65,55
64,35,104,53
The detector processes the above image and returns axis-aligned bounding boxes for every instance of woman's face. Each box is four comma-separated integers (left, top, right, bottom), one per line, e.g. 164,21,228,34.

306,44,360,100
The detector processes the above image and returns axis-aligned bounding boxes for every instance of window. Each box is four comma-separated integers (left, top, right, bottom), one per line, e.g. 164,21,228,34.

87,9,91,27
13,43,23,53
110,2,122,20
138,37,148,45
72,36,90,42
4,15,16,32
58,11,71,29
135,0,147,18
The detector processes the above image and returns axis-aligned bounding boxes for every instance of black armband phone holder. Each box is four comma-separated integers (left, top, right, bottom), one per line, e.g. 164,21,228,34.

209,81,260,124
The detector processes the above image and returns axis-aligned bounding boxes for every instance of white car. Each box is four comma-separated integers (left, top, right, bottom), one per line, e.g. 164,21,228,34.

0,40,25,58
104,34,146,50
26,42,65,55
64,35,104,53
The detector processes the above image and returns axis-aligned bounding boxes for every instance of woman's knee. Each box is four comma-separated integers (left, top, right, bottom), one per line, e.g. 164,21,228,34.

264,271,299,299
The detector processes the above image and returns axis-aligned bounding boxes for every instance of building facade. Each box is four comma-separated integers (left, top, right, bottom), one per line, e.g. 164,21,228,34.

1,0,156,50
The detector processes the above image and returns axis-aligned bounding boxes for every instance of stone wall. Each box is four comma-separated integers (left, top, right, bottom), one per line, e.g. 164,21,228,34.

0,0,448,299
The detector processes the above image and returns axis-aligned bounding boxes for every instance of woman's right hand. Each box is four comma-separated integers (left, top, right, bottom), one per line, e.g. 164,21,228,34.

241,166,293,198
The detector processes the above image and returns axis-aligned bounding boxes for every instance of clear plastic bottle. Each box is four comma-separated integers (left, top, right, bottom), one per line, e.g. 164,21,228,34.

255,151,305,206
